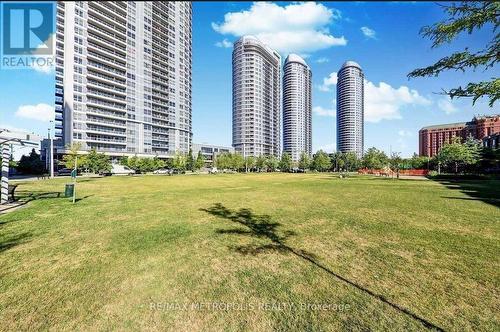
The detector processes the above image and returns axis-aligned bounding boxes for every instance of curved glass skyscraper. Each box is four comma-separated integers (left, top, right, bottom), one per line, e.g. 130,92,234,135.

336,61,364,158
232,36,281,157
283,54,312,162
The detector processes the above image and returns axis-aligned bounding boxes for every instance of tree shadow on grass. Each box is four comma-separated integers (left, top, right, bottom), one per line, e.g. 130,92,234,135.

436,179,500,208
14,190,93,204
16,190,63,201
0,232,31,253
201,203,445,331
0,191,65,214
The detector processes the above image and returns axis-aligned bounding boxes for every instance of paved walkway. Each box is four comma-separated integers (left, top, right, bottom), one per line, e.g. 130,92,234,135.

0,201,28,215
397,175,429,180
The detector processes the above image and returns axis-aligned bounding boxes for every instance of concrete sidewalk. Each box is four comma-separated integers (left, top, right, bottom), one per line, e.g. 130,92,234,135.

397,175,429,180
0,201,28,214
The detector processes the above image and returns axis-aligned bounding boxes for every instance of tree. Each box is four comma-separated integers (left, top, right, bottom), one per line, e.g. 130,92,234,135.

84,148,111,174
127,155,139,172
362,147,388,170
255,155,266,172
479,147,500,173
17,148,45,175
389,152,403,178
119,156,129,167
298,152,311,171
463,136,482,172
230,153,245,171
186,149,194,171
331,152,342,172
437,136,481,173
194,151,204,171
62,143,86,170
279,152,293,172
173,153,186,171
165,158,174,170
215,152,231,170
312,150,331,172
343,152,359,171
152,157,166,171
84,149,98,173
244,155,256,172
265,155,279,172
136,157,155,173
408,2,499,106
409,153,429,169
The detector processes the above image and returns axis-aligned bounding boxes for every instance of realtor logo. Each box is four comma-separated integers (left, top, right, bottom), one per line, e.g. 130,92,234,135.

1,1,55,69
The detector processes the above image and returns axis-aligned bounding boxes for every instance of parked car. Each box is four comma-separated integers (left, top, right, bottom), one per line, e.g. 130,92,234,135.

209,167,218,174
56,168,73,176
153,168,171,175
111,164,135,176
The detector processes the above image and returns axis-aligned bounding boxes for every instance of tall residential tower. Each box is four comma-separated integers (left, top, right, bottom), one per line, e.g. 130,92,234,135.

232,36,281,157
55,1,192,158
282,54,312,162
336,61,364,158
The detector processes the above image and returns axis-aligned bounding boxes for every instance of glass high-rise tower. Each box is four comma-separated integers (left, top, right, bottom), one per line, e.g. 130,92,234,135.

336,61,364,158
232,36,281,157
54,1,192,158
283,54,312,162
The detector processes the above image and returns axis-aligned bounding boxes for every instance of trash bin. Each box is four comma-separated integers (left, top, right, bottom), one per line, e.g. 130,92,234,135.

65,183,74,197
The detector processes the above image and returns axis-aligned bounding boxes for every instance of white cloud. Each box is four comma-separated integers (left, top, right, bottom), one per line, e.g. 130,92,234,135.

212,2,347,54
318,72,338,92
0,124,32,134
318,71,431,122
360,26,376,39
398,130,412,137
30,34,55,74
215,39,233,48
365,80,431,122
31,59,54,74
437,97,459,114
313,106,336,117
15,103,54,122
315,57,329,63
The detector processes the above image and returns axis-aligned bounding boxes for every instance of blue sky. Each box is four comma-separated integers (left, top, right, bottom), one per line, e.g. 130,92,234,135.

1,1,498,158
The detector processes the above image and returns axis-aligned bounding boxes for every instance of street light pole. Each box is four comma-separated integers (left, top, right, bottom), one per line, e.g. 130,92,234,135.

49,121,54,178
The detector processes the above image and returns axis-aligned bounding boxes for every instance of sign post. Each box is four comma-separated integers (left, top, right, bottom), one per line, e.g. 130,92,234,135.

71,156,77,204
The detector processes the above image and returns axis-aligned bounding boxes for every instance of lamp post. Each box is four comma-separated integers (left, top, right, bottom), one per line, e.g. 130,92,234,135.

49,120,54,178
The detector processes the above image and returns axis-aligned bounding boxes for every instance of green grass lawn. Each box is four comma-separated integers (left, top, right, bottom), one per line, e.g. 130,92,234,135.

1,173,499,331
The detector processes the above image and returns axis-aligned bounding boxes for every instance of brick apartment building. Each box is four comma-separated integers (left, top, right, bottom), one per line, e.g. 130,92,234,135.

419,115,500,157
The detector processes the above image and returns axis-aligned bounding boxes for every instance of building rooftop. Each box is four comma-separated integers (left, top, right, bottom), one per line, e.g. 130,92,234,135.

472,114,500,121
285,54,308,67
237,35,280,61
239,35,260,43
420,122,467,131
340,60,362,70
